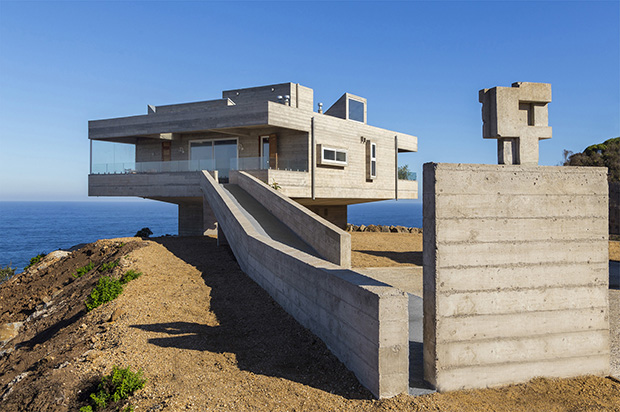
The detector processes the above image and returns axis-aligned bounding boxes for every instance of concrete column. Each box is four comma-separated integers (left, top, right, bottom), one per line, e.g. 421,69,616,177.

178,201,204,236
203,200,217,235
306,205,347,229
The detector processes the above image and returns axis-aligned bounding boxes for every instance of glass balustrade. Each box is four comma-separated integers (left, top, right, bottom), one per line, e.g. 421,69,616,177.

90,157,308,175
398,171,417,181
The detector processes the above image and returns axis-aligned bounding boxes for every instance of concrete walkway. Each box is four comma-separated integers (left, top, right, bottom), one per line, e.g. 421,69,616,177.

221,184,320,258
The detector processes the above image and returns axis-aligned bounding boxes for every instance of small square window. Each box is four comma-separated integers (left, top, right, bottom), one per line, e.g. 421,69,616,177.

348,99,365,122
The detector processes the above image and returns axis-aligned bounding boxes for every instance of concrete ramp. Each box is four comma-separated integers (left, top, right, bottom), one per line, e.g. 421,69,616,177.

221,184,320,258
198,170,409,399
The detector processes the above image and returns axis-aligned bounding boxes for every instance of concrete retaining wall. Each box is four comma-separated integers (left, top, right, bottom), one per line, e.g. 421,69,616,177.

423,163,610,391
230,171,351,267
611,182,619,235
200,171,408,398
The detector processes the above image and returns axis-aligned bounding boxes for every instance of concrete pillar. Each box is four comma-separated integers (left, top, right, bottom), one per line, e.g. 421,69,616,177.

178,198,217,236
203,200,217,235
178,201,204,236
306,205,348,229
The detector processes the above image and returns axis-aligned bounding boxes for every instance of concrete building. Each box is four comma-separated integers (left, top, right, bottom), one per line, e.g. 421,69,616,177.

88,83,418,233
88,83,418,398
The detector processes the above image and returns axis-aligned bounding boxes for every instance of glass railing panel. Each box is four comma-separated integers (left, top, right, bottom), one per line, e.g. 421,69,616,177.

398,172,417,181
90,157,308,174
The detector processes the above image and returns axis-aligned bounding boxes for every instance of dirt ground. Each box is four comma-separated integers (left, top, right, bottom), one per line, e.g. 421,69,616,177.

351,232,423,267
0,235,619,411
611,240,620,261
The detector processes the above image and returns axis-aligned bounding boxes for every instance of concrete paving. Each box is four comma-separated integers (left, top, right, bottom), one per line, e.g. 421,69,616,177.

221,184,320,258
408,294,435,396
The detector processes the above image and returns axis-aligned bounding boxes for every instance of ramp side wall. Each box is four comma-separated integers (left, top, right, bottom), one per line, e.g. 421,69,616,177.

200,171,409,398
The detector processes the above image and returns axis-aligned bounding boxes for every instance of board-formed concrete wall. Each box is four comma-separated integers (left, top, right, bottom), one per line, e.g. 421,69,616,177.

423,163,610,391
611,182,620,235
200,171,409,398
230,171,351,267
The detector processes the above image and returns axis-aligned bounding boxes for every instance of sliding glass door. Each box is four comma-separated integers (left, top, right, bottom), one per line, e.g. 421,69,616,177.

190,138,237,182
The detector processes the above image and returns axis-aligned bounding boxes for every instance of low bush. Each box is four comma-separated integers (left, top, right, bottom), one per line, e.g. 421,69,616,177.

74,262,95,278
85,269,142,311
86,276,123,311
79,365,146,411
24,253,46,270
134,227,152,238
98,259,119,272
1,265,15,283
120,270,142,284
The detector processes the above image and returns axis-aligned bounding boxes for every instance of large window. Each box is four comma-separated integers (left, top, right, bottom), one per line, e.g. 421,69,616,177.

190,138,237,181
348,99,365,122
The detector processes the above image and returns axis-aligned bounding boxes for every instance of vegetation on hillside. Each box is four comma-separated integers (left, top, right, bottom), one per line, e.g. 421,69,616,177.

79,365,146,412
563,137,620,182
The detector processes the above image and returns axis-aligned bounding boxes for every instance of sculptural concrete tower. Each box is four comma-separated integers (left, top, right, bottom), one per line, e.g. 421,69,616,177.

424,81,609,392
479,82,552,165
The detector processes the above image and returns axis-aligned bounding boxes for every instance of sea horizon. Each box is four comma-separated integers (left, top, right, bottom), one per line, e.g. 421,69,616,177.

0,199,423,272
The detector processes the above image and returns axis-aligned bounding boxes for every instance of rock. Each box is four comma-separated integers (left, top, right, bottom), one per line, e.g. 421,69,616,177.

389,225,398,233
366,225,380,232
358,225,366,232
395,225,409,233
380,225,390,233
0,322,22,346
108,308,125,322
47,250,70,260
345,223,353,232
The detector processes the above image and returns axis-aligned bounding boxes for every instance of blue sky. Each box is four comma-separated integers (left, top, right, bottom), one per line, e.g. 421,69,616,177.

0,0,618,201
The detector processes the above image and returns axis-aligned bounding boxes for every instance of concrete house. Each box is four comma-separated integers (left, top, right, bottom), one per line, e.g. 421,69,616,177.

88,83,418,234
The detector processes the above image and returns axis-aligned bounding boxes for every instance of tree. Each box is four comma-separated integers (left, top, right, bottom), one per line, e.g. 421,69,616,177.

563,137,620,183
398,164,412,180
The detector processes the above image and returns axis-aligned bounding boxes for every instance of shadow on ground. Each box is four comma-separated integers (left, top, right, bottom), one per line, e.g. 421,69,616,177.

355,250,422,266
131,236,373,400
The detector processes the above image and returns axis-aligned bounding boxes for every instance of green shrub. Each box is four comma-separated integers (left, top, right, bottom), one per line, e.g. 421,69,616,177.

120,270,142,284
24,253,46,270
86,276,123,311
74,262,95,278
80,366,146,411
1,265,15,283
134,227,153,238
98,259,119,272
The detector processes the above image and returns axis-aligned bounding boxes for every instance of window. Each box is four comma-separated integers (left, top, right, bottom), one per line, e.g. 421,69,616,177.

348,99,365,122
367,141,376,180
317,144,347,167
189,138,237,182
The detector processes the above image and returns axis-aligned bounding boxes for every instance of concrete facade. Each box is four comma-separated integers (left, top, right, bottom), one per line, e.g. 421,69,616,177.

200,171,409,398
611,182,620,235
423,163,610,391
88,82,418,228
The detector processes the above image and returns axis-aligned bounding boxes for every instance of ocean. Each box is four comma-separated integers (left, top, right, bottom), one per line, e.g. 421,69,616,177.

0,200,422,272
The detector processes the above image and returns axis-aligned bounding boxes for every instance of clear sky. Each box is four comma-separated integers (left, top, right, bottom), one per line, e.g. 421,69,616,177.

0,0,618,201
